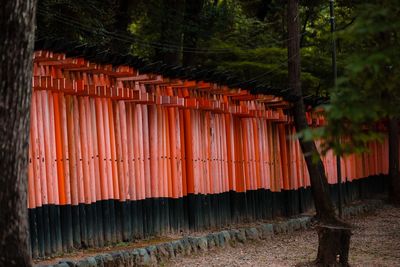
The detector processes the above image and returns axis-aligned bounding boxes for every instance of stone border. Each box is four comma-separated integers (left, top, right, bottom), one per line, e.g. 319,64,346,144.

38,200,383,267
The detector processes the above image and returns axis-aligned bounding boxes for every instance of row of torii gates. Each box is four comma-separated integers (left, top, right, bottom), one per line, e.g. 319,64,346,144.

28,41,388,258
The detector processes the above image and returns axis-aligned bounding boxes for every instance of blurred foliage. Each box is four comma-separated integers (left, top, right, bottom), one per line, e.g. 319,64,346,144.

303,0,400,155
36,0,338,94
36,0,117,46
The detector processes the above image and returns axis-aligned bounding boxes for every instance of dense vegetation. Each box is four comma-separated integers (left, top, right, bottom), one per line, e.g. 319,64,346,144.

37,0,345,96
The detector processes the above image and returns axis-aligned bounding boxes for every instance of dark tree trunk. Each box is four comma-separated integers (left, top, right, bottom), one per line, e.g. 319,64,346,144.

110,0,132,54
300,8,311,48
182,0,204,66
157,0,185,65
388,118,400,205
287,0,336,223
316,226,351,267
287,0,351,265
0,0,37,266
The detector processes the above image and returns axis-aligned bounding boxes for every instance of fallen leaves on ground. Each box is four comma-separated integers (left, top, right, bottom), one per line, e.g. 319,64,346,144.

168,205,400,267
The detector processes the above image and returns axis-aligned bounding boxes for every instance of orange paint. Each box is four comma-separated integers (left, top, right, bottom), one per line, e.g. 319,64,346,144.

52,92,66,205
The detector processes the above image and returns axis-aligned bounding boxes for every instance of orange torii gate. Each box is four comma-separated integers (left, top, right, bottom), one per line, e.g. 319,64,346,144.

28,45,389,258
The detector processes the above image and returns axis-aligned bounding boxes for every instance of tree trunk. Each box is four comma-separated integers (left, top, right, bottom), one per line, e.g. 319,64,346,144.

0,0,37,266
110,0,132,54
388,118,400,205
316,226,351,267
157,0,185,65
287,0,351,265
287,0,336,223
256,0,273,22
182,0,204,66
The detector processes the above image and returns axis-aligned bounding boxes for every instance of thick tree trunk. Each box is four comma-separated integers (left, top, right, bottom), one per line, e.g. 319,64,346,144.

110,0,132,54
256,0,273,21
0,0,37,266
157,0,185,65
287,0,351,265
316,226,351,266
182,0,204,66
388,118,400,205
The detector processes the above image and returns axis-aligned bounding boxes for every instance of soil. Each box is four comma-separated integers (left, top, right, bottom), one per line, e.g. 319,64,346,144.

168,205,400,267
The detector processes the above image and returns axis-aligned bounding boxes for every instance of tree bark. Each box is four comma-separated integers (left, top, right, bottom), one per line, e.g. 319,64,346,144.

388,118,400,205
182,0,204,66
287,0,351,265
287,0,336,224
110,0,132,54
0,0,37,266
157,0,185,65
316,226,351,267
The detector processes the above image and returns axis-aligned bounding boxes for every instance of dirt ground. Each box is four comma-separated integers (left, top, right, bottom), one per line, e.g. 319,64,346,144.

167,205,400,267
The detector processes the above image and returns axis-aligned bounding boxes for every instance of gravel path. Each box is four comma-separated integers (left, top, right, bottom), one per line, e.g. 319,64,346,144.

168,205,400,267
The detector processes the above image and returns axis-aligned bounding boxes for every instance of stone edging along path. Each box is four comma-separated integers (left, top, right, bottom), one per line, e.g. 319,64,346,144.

37,200,383,267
